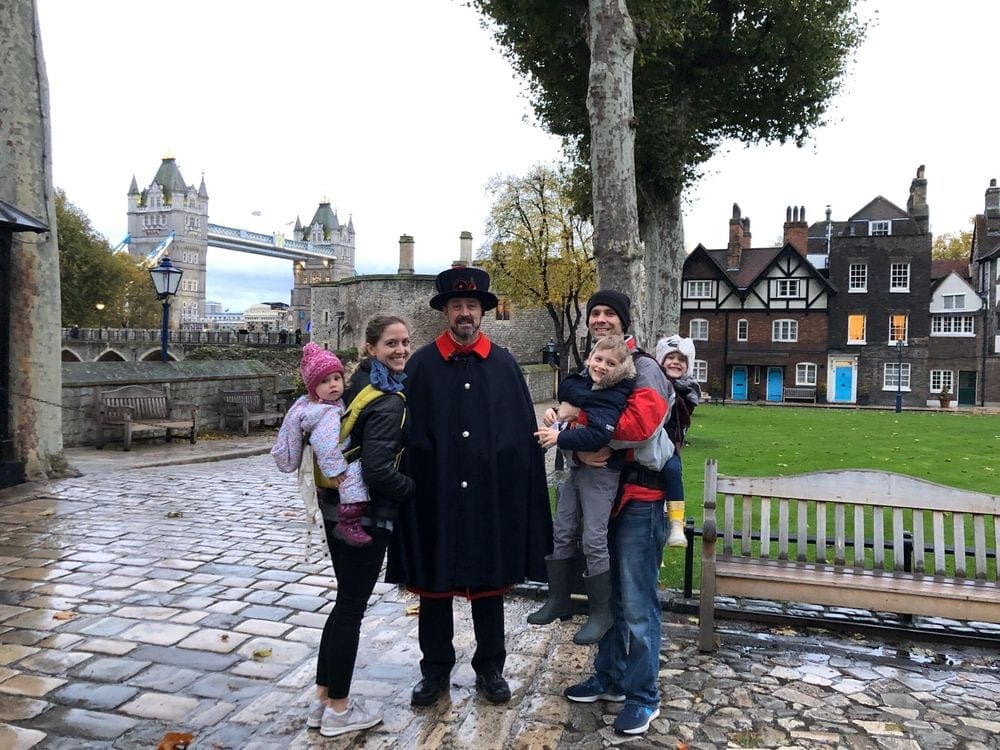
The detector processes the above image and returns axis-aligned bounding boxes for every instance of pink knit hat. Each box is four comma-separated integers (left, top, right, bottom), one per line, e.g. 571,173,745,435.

300,342,344,399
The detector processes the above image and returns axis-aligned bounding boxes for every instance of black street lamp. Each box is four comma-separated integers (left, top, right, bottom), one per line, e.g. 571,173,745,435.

979,290,990,406
894,339,904,413
148,257,183,362
95,301,105,339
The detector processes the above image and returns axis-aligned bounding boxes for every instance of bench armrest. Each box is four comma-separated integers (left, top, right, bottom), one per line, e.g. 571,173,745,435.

170,403,199,419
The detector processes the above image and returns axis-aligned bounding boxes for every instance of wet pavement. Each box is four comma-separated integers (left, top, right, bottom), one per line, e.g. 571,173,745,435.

0,426,998,749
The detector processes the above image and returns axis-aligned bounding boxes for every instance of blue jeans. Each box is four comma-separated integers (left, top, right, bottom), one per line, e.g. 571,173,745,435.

593,498,666,708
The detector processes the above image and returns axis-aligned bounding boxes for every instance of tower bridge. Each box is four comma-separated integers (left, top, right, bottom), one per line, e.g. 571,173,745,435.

124,155,356,332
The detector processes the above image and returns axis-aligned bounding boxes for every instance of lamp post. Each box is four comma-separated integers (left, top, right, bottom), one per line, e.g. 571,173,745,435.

95,302,105,339
980,290,990,406
148,257,183,362
894,339,903,413
336,311,344,351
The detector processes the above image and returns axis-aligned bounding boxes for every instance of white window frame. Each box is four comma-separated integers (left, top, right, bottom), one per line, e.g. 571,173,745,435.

888,314,908,344
848,263,868,293
774,279,801,298
890,262,910,292
942,294,966,310
691,360,708,383
795,362,817,386
736,319,748,341
689,318,709,341
883,362,911,391
931,315,975,336
684,280,715,299
847,314,867,345
929,370,954,394
869,220,891,236
772,319,798,342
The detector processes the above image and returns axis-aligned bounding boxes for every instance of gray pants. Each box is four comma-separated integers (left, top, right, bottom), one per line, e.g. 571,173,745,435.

551,466,620,576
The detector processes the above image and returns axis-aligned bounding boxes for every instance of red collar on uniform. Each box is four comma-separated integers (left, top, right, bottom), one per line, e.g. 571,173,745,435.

435,330,492,360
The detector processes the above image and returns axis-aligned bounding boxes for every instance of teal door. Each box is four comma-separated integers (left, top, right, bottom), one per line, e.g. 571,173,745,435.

766,367,783,401
958,371,976,405
731,366,748,401
834,366,853,402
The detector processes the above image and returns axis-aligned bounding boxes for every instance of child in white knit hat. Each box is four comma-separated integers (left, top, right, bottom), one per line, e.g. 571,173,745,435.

654,335,701,547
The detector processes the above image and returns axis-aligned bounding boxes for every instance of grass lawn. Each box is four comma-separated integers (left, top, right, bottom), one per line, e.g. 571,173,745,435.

661,404,1000,588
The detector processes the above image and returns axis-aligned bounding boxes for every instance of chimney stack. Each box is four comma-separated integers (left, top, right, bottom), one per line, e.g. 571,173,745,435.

453,230,474,268
782,205,808,256
397,234,414,275
985,179,1000,232
906,164,929,233
727,203,744,270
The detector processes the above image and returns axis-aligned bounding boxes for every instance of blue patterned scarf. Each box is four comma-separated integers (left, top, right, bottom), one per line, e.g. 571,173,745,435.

369,358,406,394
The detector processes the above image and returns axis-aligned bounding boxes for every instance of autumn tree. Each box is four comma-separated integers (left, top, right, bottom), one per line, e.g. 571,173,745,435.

57,190,160,328
932,230,972,261
480,164,597,370
474,0,865,342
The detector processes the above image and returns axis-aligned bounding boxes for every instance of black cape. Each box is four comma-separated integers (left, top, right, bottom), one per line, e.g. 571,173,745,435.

386,338,552,591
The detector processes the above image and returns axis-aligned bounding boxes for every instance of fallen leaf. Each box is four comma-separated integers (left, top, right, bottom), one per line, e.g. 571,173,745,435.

156,732,194,750
165,510,183,519
252,646,272,660
405,604,420,616
39,508,55,517
52,611,78,621
220,634,230,642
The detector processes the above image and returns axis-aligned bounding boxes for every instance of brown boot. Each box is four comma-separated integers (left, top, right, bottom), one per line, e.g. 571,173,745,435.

333,503,372,547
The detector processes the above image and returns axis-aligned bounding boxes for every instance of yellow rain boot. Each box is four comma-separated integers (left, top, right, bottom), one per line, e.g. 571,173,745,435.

667,500,687,547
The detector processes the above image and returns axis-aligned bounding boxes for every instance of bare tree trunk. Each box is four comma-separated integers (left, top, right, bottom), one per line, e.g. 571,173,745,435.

586,0,645,342
0,0,66,479
639,192,685,341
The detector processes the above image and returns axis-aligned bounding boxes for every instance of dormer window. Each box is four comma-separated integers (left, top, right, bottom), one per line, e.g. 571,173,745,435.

774,279,801,298
869,220,891,236
684,280,715,299
942,294,966,310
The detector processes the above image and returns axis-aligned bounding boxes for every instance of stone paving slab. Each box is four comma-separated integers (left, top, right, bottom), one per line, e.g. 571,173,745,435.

0,442,997,748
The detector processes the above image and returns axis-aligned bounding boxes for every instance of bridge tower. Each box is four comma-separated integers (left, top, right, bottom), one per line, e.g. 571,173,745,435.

290,199,356,332
126,156,209,329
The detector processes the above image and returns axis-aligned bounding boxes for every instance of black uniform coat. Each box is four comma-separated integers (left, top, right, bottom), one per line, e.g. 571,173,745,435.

386,333,552,593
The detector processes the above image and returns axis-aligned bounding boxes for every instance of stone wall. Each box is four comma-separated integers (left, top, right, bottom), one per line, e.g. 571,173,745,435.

62,361,284,447
310,274,562,364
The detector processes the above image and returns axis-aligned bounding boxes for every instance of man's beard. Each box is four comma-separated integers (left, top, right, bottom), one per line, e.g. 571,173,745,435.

450,316,480,343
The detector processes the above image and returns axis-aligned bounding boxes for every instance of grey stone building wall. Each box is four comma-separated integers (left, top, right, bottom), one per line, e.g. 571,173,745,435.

62,360,283,447
1,0,66,478
310,274,561,365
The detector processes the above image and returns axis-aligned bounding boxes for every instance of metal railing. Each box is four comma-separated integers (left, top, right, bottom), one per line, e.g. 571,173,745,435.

62,328,303,346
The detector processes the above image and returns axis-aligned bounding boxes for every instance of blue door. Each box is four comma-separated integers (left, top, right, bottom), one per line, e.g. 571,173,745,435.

766,368,783,401
834,366,853,402
731,366,748,401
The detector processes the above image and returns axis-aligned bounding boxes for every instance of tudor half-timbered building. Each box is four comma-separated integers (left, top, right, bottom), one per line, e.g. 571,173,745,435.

681,204,833,402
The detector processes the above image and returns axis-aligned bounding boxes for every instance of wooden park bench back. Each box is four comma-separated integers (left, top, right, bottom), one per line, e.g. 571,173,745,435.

699,459,1000,651
220,389,285,435
95,385,197,451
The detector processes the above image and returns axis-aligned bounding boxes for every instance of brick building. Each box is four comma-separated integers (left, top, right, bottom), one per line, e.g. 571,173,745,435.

971,178,1000,406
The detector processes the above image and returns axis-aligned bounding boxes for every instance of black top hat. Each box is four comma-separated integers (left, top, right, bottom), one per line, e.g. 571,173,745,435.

429,267,499,311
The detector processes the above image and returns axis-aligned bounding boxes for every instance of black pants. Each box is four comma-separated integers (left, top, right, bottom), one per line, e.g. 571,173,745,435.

315,520,390,699
418,593,506,679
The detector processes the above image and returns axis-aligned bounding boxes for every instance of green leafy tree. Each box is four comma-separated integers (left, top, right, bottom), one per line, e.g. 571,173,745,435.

480,164,597,370
932,230,972,261
474,0,866,341
57,190,160,328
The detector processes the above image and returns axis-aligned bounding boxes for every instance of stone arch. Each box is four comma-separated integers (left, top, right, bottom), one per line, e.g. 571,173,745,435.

61,349,82,362
138,349,178,362
96,350,127,362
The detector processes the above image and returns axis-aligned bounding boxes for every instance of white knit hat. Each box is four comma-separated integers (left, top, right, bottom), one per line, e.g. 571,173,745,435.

655,335,696,366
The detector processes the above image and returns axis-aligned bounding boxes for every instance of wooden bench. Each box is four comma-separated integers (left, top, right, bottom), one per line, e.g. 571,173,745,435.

219,389,285,435
783,386,816,402
698,459,1000,651
95,385,198,451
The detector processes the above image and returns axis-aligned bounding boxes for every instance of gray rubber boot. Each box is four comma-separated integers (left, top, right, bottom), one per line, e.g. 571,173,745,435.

527,556,574,625
573,570,613,645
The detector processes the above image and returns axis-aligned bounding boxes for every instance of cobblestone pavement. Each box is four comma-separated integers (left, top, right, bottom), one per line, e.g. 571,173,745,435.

0,436,998,749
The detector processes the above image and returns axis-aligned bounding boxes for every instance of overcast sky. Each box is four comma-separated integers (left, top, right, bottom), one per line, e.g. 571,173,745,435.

37,1,1000,312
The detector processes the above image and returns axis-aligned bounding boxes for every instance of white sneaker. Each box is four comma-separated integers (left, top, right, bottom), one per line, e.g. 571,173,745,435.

306,699,325,729
320,700,383,738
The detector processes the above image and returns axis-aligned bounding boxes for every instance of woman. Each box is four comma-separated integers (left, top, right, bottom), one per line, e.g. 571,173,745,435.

308,315,413,737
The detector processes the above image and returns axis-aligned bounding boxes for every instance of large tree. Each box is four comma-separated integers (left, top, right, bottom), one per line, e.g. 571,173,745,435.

480,164,597,370
932,230,972,261
57,190,160,328
475,0,865,342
